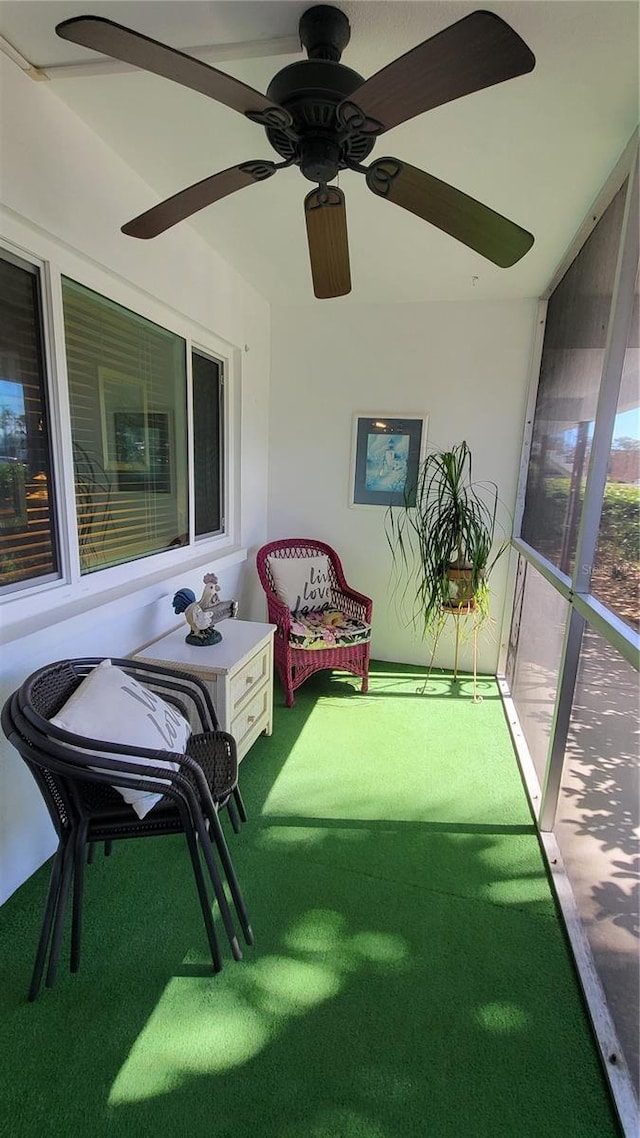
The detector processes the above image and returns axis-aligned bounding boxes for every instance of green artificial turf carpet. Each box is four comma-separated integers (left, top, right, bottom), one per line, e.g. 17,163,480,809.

0,663,620,1138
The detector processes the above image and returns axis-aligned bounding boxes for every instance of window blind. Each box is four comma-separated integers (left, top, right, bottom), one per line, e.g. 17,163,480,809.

62,278,188,574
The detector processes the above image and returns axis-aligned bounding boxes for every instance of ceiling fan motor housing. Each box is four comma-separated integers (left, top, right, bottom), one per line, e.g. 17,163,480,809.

265,7,376,183
266,60,375,181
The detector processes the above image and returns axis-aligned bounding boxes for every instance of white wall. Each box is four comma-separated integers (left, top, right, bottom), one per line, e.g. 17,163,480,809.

0,60,271,901
0,57,538,903
269,299,537,674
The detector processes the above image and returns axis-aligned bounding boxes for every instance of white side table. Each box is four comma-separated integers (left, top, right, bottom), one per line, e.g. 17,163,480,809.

134,619,276,762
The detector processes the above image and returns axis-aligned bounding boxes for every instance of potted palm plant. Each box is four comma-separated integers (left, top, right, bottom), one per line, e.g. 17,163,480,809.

386,440,509,637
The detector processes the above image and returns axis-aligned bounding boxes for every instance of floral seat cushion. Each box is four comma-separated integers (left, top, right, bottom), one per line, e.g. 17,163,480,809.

289,609,372,651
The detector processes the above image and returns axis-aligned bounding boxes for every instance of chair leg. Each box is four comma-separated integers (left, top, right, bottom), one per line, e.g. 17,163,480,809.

194,817,243,963
226,796,241,835
205,809,254,947
182,825,223,973
104,841,113,857
278,658,294,707
70,820,89,973
45,835,75,990
28,839,67,1002
232,786,248,824
360,647,370,694
87,843,95,865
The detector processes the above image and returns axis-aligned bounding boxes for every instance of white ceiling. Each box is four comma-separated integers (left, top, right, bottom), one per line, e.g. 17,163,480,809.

2,1,639,305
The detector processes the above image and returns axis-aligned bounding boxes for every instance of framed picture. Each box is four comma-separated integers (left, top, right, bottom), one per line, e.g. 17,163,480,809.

99,369,149,473
116,413,171,493
350,413,427,507
98,369,171,493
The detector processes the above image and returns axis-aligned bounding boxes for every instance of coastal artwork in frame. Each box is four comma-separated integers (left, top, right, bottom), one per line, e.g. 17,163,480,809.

350,413,428,508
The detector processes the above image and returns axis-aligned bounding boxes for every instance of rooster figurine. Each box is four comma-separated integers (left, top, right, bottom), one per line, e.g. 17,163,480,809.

172,572,223,646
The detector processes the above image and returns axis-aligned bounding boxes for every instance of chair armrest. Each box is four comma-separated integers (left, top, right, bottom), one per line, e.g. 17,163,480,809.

266,594,293,635
30,724,230,822
332,588,373,623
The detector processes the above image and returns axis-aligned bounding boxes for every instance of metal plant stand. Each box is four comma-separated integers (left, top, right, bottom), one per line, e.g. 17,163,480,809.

419,603,481,702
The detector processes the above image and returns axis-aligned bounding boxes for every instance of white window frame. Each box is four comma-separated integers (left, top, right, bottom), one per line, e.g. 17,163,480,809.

0,233,242,641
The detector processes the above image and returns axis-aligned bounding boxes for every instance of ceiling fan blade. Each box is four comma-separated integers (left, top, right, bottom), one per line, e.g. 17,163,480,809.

366,159,534,267
344,10,535,134
55,16,287,122
304,187,351,299
122,161,279,239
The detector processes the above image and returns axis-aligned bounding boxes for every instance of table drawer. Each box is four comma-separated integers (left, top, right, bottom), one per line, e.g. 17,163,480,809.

229,644,270,712
230,681,270,758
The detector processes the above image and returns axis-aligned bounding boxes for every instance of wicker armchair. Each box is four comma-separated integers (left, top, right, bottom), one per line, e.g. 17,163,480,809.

256,538,372,707
2,657,253,999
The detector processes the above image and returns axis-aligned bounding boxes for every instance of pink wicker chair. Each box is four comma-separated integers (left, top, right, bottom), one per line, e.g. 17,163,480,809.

256,538,373,707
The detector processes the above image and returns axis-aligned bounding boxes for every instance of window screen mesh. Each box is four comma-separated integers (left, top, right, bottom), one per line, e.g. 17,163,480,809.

520,185,627,574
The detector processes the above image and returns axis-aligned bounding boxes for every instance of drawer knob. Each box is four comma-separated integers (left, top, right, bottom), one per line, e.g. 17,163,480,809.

247,715,256,725
245,675,254,685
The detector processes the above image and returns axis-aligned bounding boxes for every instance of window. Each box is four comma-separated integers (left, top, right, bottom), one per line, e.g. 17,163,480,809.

553,625,639,1092
62,277,189,574
591,270,639,631
1,254,230,602
192,349,223,539
505,556,568,786
0,252,59,591
508,143,639,1104
520,185,627,575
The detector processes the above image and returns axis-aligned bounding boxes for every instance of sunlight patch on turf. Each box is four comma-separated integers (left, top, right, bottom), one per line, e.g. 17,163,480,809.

474,1001,528,1033
109,909,412,1105
108,981,270,1103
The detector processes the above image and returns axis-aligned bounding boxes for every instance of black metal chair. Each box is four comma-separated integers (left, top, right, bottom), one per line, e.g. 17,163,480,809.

2,657,254,1000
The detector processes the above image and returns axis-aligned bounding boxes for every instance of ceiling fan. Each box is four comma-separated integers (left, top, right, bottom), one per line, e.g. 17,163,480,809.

56,5,536,299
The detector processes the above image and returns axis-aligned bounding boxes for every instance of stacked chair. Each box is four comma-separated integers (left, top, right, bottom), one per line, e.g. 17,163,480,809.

2,657,253,1000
